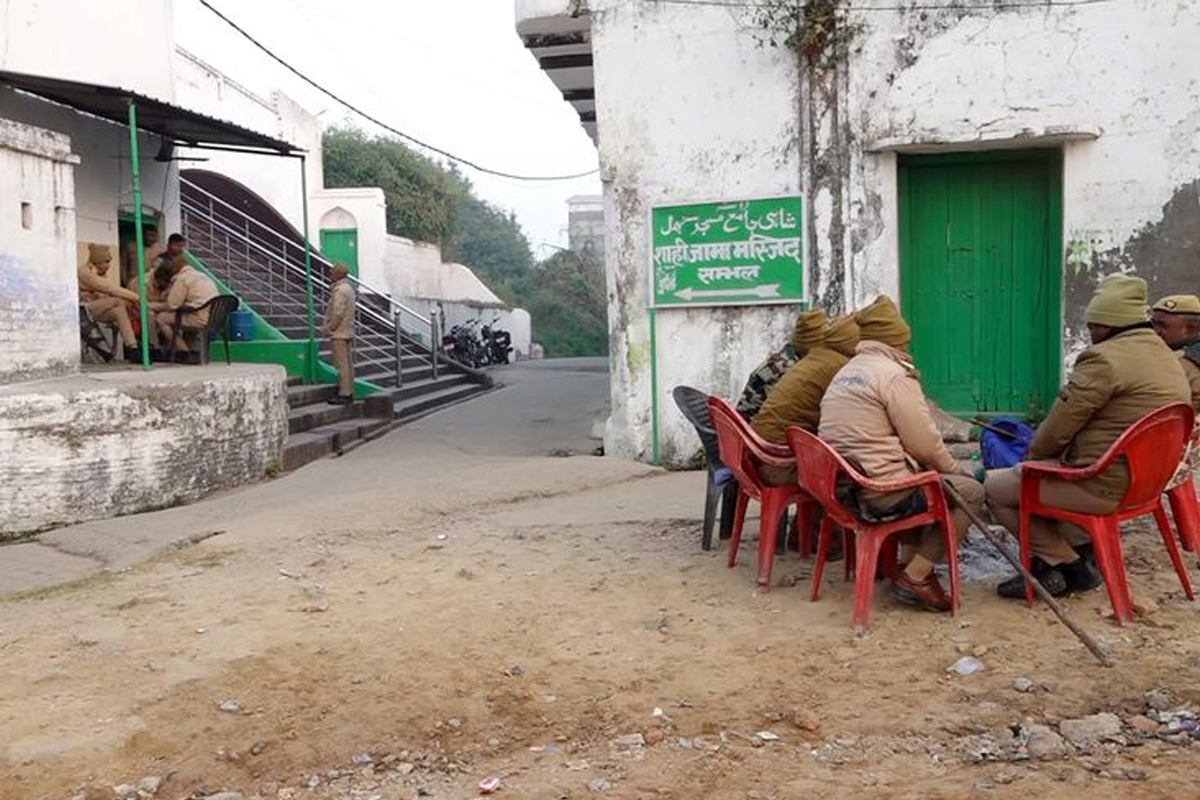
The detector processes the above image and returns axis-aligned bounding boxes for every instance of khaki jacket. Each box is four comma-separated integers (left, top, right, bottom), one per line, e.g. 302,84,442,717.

1179,346,1200,412
752,347,851,444
79,263,139,304
1030,328,1190,500
166,265,220,325
818,341,959,482
324,279,356,340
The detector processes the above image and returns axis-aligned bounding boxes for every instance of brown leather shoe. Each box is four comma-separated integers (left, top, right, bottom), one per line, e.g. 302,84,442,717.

890,571,952,613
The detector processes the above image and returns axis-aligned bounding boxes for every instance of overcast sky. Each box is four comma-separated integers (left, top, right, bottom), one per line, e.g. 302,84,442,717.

174,0,601,258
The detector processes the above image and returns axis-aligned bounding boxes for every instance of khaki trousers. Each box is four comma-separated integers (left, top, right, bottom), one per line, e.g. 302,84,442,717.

985,466,1119,565
155,310,207,352
864,473,986,565
85,298,136,349
330,338,354,396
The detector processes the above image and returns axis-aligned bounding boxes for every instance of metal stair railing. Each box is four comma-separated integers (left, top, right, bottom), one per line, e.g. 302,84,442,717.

180,177,476,389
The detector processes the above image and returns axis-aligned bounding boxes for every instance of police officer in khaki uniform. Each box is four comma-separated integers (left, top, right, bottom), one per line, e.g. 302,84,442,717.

1151,294,1200,410
79,243,142,361
1151,294,1200,490
752,314,860,484
735,309,828,420
986,275,1191,598
152,256,219,353
323,263,356,405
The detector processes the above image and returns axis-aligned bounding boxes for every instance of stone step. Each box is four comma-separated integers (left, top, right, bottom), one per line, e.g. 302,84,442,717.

392,374,474,402
287,400,361,435
287,383,338,407
395,381,490,420
281,416,391,472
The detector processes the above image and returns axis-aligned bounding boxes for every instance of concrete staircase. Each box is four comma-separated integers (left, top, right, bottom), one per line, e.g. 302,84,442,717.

180,172,493,448
282,373,493,470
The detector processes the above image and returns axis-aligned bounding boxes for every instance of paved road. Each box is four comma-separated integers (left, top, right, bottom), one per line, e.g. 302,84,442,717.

0,357,619,597
405,357,610,457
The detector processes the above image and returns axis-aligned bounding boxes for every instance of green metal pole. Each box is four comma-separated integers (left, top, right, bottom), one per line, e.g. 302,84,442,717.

649,307,660,466
127,101,151,370
300,155,317,382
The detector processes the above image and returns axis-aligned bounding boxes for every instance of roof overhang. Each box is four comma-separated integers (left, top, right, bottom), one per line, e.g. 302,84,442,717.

0,70,302,157
516,4,596,144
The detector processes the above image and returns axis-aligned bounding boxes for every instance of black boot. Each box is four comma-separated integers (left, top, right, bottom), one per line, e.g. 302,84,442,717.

123,346,142,362
1059,556,1102,593
998,557,1068,599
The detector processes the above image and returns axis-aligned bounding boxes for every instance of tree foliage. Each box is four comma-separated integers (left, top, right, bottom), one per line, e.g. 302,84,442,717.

323,127,458,245
444,172,535,286
510,250,608,358
322,126,607,357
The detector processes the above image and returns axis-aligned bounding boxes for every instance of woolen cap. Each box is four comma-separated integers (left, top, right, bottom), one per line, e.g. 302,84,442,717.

88,243,112,264
790,309,829,352
1086,274,1150,327
824,314,861,357
330,263,351,280
1153,294,1200,315
854,295,912,347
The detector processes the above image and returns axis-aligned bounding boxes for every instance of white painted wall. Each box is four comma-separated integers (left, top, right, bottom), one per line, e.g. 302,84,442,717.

0,87,178,259
0,365,287,537
587,0,802,464
173,47,324,232
309,187,387,286
526,0,1200,465
848,1,1200,340
0,0,175,100
0,119,79,384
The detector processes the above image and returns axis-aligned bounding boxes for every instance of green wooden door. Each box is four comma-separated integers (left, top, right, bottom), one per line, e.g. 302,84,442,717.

320,228,359,277
899,150,1062,416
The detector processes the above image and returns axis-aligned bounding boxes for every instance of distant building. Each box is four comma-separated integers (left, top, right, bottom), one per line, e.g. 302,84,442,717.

567,195,604,262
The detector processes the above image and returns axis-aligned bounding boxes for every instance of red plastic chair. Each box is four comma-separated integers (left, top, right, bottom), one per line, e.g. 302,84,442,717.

708,396,817,589
785,426,961,633
1018,403,1195,625
1165,428,1200,559
1167,479,1200,560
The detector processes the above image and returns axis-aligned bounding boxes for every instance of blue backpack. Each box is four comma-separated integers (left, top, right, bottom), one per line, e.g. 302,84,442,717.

980,417,1035,469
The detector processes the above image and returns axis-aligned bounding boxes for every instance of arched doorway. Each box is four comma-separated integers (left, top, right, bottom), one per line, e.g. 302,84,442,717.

319,207,359,278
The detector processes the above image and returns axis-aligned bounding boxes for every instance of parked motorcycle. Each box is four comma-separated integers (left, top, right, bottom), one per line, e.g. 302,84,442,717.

442,319,486,368
481,316,512,365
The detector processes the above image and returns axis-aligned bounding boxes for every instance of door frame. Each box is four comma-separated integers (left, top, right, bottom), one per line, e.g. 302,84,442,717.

319,227,360,277
897,147,1064,416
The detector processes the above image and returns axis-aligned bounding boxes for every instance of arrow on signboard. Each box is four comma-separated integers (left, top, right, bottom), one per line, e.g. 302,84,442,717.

674,284,782,302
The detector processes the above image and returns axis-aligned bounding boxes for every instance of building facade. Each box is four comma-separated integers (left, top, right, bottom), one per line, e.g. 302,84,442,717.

567,194,605,260
517,0,1200,464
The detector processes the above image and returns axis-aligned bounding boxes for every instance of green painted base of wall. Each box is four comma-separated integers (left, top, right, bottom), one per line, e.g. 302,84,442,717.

209,340,379,397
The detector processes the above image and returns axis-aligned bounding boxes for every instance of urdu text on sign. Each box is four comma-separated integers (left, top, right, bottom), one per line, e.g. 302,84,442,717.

650,196,804,308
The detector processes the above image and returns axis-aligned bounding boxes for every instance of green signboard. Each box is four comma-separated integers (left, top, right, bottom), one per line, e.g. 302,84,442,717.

651,196,804,307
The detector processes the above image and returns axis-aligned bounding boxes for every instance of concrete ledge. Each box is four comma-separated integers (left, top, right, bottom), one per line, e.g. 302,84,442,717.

0,364,287,538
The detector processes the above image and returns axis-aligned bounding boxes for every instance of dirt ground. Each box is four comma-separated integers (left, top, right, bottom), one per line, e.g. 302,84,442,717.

3,362,1199,800
3,446,1200,800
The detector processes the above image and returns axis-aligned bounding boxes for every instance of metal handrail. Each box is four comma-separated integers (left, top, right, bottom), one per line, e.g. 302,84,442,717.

180,176,430,326
180,203,400,338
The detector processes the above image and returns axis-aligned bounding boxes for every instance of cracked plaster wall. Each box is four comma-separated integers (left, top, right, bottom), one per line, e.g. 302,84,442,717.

0,119,79,385
0,366,288,538
591,0,804,463
586,0,1200,464
847,0,1200,360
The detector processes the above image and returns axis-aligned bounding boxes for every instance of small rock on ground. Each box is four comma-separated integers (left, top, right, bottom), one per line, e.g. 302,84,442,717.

1059,713,1122,745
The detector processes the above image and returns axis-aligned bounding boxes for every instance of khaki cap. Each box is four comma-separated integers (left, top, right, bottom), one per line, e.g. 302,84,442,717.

88,243,112,264
1085,274,1149,327
790,309,828,352
1153,295,1200,315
